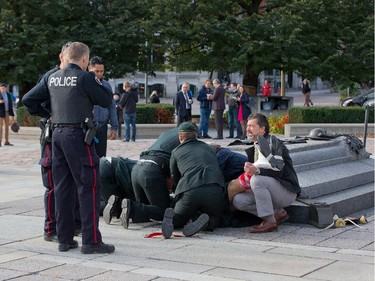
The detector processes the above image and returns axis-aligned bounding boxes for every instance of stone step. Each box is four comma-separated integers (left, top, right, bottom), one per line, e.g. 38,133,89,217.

10,124,176,141
286,182,374,226
290,141,353,172
287,137,371,172
298,158,374,198
284,123,374,138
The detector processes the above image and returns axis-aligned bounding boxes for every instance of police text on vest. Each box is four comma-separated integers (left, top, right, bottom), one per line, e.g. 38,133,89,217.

50,76,77,87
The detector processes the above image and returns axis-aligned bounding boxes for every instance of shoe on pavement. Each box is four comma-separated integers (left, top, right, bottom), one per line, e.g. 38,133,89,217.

162,208,175,239
81,242,115,254
182,213,209,237
58,240,78,252
203,135,212,139
120,198,131,229
44,234,58,243
103,195,122,224
212,137,223,140
4,142,13,146
275,209,289,225
249,220,278,233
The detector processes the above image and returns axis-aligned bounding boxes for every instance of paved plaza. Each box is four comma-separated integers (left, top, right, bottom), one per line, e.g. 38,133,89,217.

0,133,374,281
0,89,374,280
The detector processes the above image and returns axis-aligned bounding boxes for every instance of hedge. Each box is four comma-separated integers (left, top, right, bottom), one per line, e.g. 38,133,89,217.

136,104,175,123
17,104,373,127
16,103,175,126
288,106,374,123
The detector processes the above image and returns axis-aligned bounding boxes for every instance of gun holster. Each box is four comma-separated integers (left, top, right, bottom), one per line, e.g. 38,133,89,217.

84,118,98,145
39,119,52,146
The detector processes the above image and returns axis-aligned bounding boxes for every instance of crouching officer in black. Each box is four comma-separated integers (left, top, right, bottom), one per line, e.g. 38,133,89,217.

113,127,180,229
23,42,115,254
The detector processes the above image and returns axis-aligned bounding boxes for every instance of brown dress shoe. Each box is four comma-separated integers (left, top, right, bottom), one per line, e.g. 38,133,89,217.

249,220,278,233
275,210,289,225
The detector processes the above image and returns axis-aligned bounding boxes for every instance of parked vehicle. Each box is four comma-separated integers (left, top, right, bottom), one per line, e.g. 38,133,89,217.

341,88,374,108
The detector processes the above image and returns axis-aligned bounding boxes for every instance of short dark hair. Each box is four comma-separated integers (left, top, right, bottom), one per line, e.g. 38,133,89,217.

0,82,7,87
89,56,105,67
61,41,73,53
248,113,270,136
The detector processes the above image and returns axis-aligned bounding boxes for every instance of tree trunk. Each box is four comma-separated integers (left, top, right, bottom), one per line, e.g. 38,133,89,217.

17,82,35,107
242,62,259,96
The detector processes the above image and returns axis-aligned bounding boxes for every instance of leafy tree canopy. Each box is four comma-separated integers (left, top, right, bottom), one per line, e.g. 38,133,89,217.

0,0,373,96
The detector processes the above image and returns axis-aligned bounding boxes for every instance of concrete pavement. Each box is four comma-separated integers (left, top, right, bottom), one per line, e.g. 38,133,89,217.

0,134,374,281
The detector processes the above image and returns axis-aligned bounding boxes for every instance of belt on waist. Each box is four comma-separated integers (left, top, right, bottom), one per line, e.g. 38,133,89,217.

137,159,158,165
53,123,84,128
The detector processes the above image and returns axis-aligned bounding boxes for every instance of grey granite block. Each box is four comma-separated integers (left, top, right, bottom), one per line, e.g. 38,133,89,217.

297,160,374,198
304,260,374,281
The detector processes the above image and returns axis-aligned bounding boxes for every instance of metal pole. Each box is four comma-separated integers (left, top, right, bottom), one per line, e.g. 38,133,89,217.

280,70,285,96
145,73,148,104
273,69,276,95
363,106,369,147
144,40,148,103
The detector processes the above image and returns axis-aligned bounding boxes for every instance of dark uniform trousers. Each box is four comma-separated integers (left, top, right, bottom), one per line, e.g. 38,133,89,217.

99,157,136,204
95,123,108,158
39,141,81,238
39,142,57,237
131,161,171,222
173,184,225,231
52,127,102,245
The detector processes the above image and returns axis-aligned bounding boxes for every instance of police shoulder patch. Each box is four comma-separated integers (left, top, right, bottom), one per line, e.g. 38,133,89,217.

95,77,103,86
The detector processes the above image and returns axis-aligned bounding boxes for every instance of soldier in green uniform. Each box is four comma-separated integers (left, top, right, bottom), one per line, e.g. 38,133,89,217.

162,122,226,238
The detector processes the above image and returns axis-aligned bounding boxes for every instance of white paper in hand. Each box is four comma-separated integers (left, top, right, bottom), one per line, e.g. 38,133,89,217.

254,150,280,171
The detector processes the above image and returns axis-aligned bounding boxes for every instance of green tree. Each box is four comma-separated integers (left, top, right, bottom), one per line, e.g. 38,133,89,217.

148,0,374,89
0,0,150,98
0,0,373,99
259,0,374,87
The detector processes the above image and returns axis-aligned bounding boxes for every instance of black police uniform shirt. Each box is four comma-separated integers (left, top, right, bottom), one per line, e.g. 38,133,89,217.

23,63,112,122
23,66,60,119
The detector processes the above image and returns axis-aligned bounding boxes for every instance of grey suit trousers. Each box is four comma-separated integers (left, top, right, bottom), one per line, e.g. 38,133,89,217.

232,175,297,218
214,109,224,138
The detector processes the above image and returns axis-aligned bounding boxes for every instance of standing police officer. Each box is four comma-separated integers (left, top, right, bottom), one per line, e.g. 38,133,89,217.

27,42,82,243
23,42,115,254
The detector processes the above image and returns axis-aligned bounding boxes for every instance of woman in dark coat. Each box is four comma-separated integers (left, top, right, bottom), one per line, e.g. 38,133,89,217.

237,85,251,139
